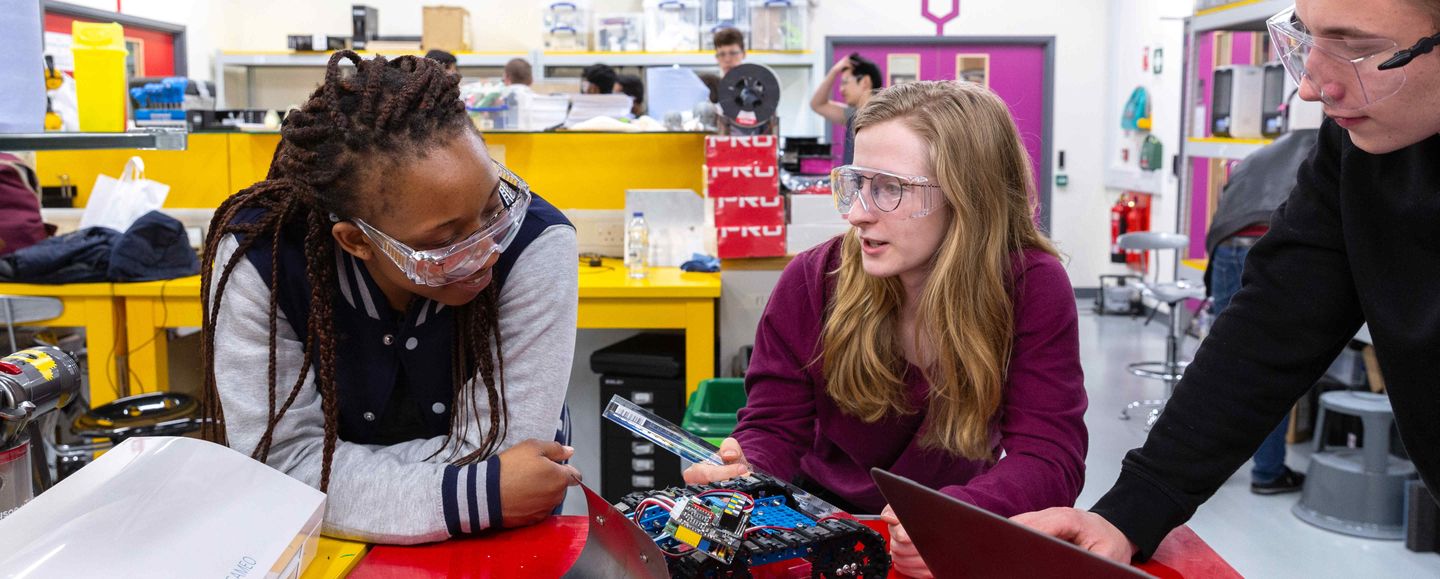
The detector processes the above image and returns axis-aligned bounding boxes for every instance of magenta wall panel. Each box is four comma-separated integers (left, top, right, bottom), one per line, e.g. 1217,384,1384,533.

829,41,1049,204
1198,32,1215,139
1190,158,1211,259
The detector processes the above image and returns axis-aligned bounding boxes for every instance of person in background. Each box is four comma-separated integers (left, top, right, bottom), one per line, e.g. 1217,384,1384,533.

423,49,458,75
685,81,1087,578
714,27,746,76
614,74,646,118
581,64,616,94
810,53,883,165
503,58,533,87
1202,97,1323,496
1015,0,1440,565
698,72,722,104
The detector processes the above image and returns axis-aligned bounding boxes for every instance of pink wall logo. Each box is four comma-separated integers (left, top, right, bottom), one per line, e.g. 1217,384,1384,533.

922,0,961,36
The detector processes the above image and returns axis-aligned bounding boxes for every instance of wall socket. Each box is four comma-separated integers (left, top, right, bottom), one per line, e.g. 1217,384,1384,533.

565,209,627,258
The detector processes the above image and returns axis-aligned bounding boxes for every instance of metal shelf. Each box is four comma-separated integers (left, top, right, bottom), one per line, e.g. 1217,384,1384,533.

539,50,815,68
1185,137,1273,160
0,130,187,151
1192,0,1291,32
215,51,526,68
1104,168,1167,195
216,50,814,70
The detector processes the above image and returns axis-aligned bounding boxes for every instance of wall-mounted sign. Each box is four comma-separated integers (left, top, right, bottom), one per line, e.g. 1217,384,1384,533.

922,0,960,36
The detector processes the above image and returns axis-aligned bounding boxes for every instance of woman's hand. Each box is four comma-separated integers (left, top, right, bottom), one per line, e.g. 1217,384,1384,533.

881,504,934,578
498,439,582,528
682,437,752,484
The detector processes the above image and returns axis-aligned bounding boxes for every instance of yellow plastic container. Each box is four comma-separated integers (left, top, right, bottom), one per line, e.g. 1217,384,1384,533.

72,21,129,132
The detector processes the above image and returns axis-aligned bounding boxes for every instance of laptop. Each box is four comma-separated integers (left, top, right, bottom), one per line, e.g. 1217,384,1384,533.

871,468,1149,579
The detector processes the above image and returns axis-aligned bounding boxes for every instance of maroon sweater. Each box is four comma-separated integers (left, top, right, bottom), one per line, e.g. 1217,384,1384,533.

733,237,1087,516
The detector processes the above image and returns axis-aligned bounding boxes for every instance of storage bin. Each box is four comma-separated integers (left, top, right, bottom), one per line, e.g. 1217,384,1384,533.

749,0,806,51
682,378,747,447
544,1,590,51
595,12,645,52
645,0,702,52
700,0,750,50
72,21,129,132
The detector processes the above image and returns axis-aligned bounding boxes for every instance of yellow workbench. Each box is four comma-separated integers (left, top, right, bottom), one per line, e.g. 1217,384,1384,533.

115,260,720,400
0,282,126,407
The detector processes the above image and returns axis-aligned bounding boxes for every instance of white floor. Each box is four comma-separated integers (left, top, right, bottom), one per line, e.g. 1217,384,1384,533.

1075,302,1440,578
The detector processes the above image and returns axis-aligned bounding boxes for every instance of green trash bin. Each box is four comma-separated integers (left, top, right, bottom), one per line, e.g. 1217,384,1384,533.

682,378,747,448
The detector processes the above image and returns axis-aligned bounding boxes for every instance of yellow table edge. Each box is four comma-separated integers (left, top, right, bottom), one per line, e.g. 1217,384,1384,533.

304,537,369,579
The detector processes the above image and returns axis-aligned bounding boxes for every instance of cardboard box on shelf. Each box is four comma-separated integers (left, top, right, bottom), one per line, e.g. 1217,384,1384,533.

788,193,844,225
423,6,472,52
786,223,850,255
717,222,786,259
714,195,785,226
706,135,779,198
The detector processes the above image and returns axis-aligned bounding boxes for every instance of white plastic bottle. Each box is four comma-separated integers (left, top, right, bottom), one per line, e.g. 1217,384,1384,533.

626,212,649,279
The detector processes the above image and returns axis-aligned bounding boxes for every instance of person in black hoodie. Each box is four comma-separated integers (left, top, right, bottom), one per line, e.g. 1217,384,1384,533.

1202,97,1325,496
1014,0,1440,563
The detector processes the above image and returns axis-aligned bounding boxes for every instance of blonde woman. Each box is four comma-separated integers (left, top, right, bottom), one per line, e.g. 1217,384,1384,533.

685,81,1086,577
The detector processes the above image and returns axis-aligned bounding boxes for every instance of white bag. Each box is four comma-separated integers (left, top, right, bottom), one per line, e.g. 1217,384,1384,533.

80,156,170,232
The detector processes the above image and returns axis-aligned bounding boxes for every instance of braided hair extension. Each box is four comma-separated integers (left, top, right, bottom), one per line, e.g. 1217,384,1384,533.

199,51,509,491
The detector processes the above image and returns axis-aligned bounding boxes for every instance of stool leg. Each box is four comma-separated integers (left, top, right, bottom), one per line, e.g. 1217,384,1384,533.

1361,414,1393,475
1313,407,1328,453
1165,300,1184,396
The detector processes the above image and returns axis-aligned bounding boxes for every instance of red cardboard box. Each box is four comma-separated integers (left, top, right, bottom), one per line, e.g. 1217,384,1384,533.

705,135,778,165
717,223,787,259
706,135,779,198
714,193,786,258
714,195,786,226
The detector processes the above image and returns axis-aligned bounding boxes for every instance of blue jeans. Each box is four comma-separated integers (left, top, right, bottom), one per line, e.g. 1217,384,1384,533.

1212,242,1291,483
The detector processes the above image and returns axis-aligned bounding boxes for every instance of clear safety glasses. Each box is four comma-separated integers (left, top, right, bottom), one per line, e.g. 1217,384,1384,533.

353,162,531,287
1267,5,1440,112
831,165,942,220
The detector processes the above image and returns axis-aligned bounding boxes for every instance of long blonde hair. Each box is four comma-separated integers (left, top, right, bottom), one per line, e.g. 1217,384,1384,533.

820,81,1059,460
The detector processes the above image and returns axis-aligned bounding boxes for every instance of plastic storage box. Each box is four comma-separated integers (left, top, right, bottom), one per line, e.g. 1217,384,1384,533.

645,0,702,52
682,378,747,447
544,1,590,51
700,0,750,50
595,12,645,52
749,0,806,51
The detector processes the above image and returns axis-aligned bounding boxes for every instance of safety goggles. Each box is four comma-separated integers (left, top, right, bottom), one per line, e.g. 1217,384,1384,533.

830,165,941,219
1267,6,1440,112
353,162,531,287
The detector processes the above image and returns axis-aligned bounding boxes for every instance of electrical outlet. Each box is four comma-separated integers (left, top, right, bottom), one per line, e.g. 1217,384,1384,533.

565,209,627,258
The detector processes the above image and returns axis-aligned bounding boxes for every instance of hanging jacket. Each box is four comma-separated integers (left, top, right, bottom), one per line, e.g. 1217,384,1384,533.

0,153,47,257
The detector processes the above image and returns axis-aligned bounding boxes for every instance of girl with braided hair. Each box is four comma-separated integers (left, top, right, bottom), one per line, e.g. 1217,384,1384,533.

201,51,580,544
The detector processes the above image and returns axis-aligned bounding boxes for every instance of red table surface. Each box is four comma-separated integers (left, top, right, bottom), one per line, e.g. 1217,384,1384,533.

350,517,1240,578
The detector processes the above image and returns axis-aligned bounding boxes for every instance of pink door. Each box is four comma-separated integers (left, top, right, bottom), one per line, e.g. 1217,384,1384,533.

828,39,1053,227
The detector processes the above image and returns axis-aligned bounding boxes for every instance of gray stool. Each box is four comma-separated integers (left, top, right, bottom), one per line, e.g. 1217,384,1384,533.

1293,391,1417,539
1114,232,1206,429
1,295,65,352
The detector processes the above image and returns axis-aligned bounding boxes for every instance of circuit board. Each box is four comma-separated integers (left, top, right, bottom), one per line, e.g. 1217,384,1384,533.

660,495,750,563
615,473,891,578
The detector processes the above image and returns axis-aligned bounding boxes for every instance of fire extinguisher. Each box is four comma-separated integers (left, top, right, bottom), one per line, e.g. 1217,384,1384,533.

1110,195,1129,264
1125,196,1147,272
